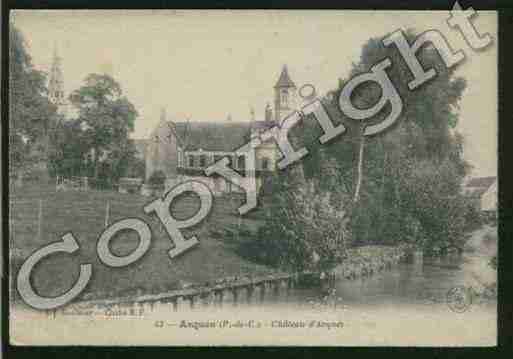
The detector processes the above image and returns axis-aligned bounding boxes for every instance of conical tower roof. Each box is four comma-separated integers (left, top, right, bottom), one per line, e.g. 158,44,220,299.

274,65,296,88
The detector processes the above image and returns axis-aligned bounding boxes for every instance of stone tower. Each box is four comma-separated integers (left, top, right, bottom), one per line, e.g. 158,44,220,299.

274,65,297,123
48,46,68,117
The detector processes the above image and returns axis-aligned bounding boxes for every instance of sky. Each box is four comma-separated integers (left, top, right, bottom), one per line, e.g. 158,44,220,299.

12,10,497,177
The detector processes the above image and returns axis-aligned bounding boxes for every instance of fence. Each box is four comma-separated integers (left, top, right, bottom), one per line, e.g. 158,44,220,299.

56,176,90,192
9,192,407,315
71,272,299,315
8,191,285,311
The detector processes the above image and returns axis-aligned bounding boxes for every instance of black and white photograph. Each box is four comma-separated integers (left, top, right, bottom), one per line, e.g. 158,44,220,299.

7,8,498,346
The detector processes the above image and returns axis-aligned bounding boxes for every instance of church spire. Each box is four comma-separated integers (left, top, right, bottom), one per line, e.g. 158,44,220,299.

48,45,67,116
274,64,297,122
274,64,296,89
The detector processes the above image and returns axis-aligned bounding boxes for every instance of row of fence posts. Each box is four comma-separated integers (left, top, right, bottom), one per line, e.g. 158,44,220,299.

10,199,44,242
10,199,113,242
95,276,295,316
14,196,296,314
11,197,169,243
47,276,296,317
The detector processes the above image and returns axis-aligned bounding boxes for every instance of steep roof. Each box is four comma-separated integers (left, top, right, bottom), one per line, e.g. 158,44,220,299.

466,176,496,189
274,65,296,88
169,121,274,152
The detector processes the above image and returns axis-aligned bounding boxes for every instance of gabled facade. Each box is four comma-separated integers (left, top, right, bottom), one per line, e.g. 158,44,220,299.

145,65,298,195
464,176,497,212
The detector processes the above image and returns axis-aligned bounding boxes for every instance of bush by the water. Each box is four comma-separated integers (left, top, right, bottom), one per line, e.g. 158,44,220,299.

147,170,166,187
234,31,475,272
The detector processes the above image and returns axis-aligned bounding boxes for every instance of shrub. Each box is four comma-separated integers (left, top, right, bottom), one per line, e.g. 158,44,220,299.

241,165,350,272
147,170,166,187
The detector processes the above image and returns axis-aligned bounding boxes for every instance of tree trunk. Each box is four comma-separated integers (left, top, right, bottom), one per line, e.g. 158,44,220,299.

93,147,99,180
378,139,388,233
353,136,365,203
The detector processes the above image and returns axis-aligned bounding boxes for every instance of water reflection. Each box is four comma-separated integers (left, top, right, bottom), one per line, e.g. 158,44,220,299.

267,253,496,312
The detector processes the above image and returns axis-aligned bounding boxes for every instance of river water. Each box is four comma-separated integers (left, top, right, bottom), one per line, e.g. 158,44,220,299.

289,257,492,310
285,227,497,313
10,255,498,346
10,229,498,346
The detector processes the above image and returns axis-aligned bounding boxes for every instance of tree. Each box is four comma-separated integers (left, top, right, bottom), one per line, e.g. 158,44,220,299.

309,30,471,251
248,163,349,272
147,170,166,188
48,119,90,178
69,74,138,182
9,25,56,180
258,29,473,266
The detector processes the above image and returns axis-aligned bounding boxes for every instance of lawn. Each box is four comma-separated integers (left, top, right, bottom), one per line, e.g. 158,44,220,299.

9,183,277,303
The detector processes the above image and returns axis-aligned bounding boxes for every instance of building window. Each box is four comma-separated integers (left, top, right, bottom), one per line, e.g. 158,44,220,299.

237,155,245,170
199,155,206,167
261,157,270,171
281,89,288,107
188,155,194,167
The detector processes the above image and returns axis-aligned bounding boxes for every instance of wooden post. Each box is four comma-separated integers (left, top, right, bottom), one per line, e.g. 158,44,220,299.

284,279,291,299
232,288,239,307
217,291,224,308
172,299,178,312
246,285,254,305
213,290,223,308
200,292,211,308
105,201,110,228
37,199,43,241
273,281,280,298
259,283,266,303
188,296,195,309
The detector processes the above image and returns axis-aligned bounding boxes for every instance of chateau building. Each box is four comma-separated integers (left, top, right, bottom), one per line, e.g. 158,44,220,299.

145,65,299,195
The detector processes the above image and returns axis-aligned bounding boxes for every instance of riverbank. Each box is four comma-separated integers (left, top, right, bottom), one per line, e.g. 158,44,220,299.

9,184,278,303
331,245,407,280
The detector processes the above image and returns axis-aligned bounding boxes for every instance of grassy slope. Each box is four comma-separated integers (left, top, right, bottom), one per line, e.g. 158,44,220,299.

10,184,276,301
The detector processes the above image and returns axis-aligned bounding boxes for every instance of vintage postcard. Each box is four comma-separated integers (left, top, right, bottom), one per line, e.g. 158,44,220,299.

8,8,497,346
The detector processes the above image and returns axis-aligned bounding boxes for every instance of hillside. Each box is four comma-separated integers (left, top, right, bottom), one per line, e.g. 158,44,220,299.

9,184,277,302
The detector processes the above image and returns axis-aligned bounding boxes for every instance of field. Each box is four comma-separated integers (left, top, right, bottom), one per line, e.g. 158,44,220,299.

9,183,277,303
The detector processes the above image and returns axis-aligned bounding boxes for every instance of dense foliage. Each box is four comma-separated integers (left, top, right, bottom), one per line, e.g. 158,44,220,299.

147,170,166,187
9,25,56,179
243,31,477,271
49,74,138,186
